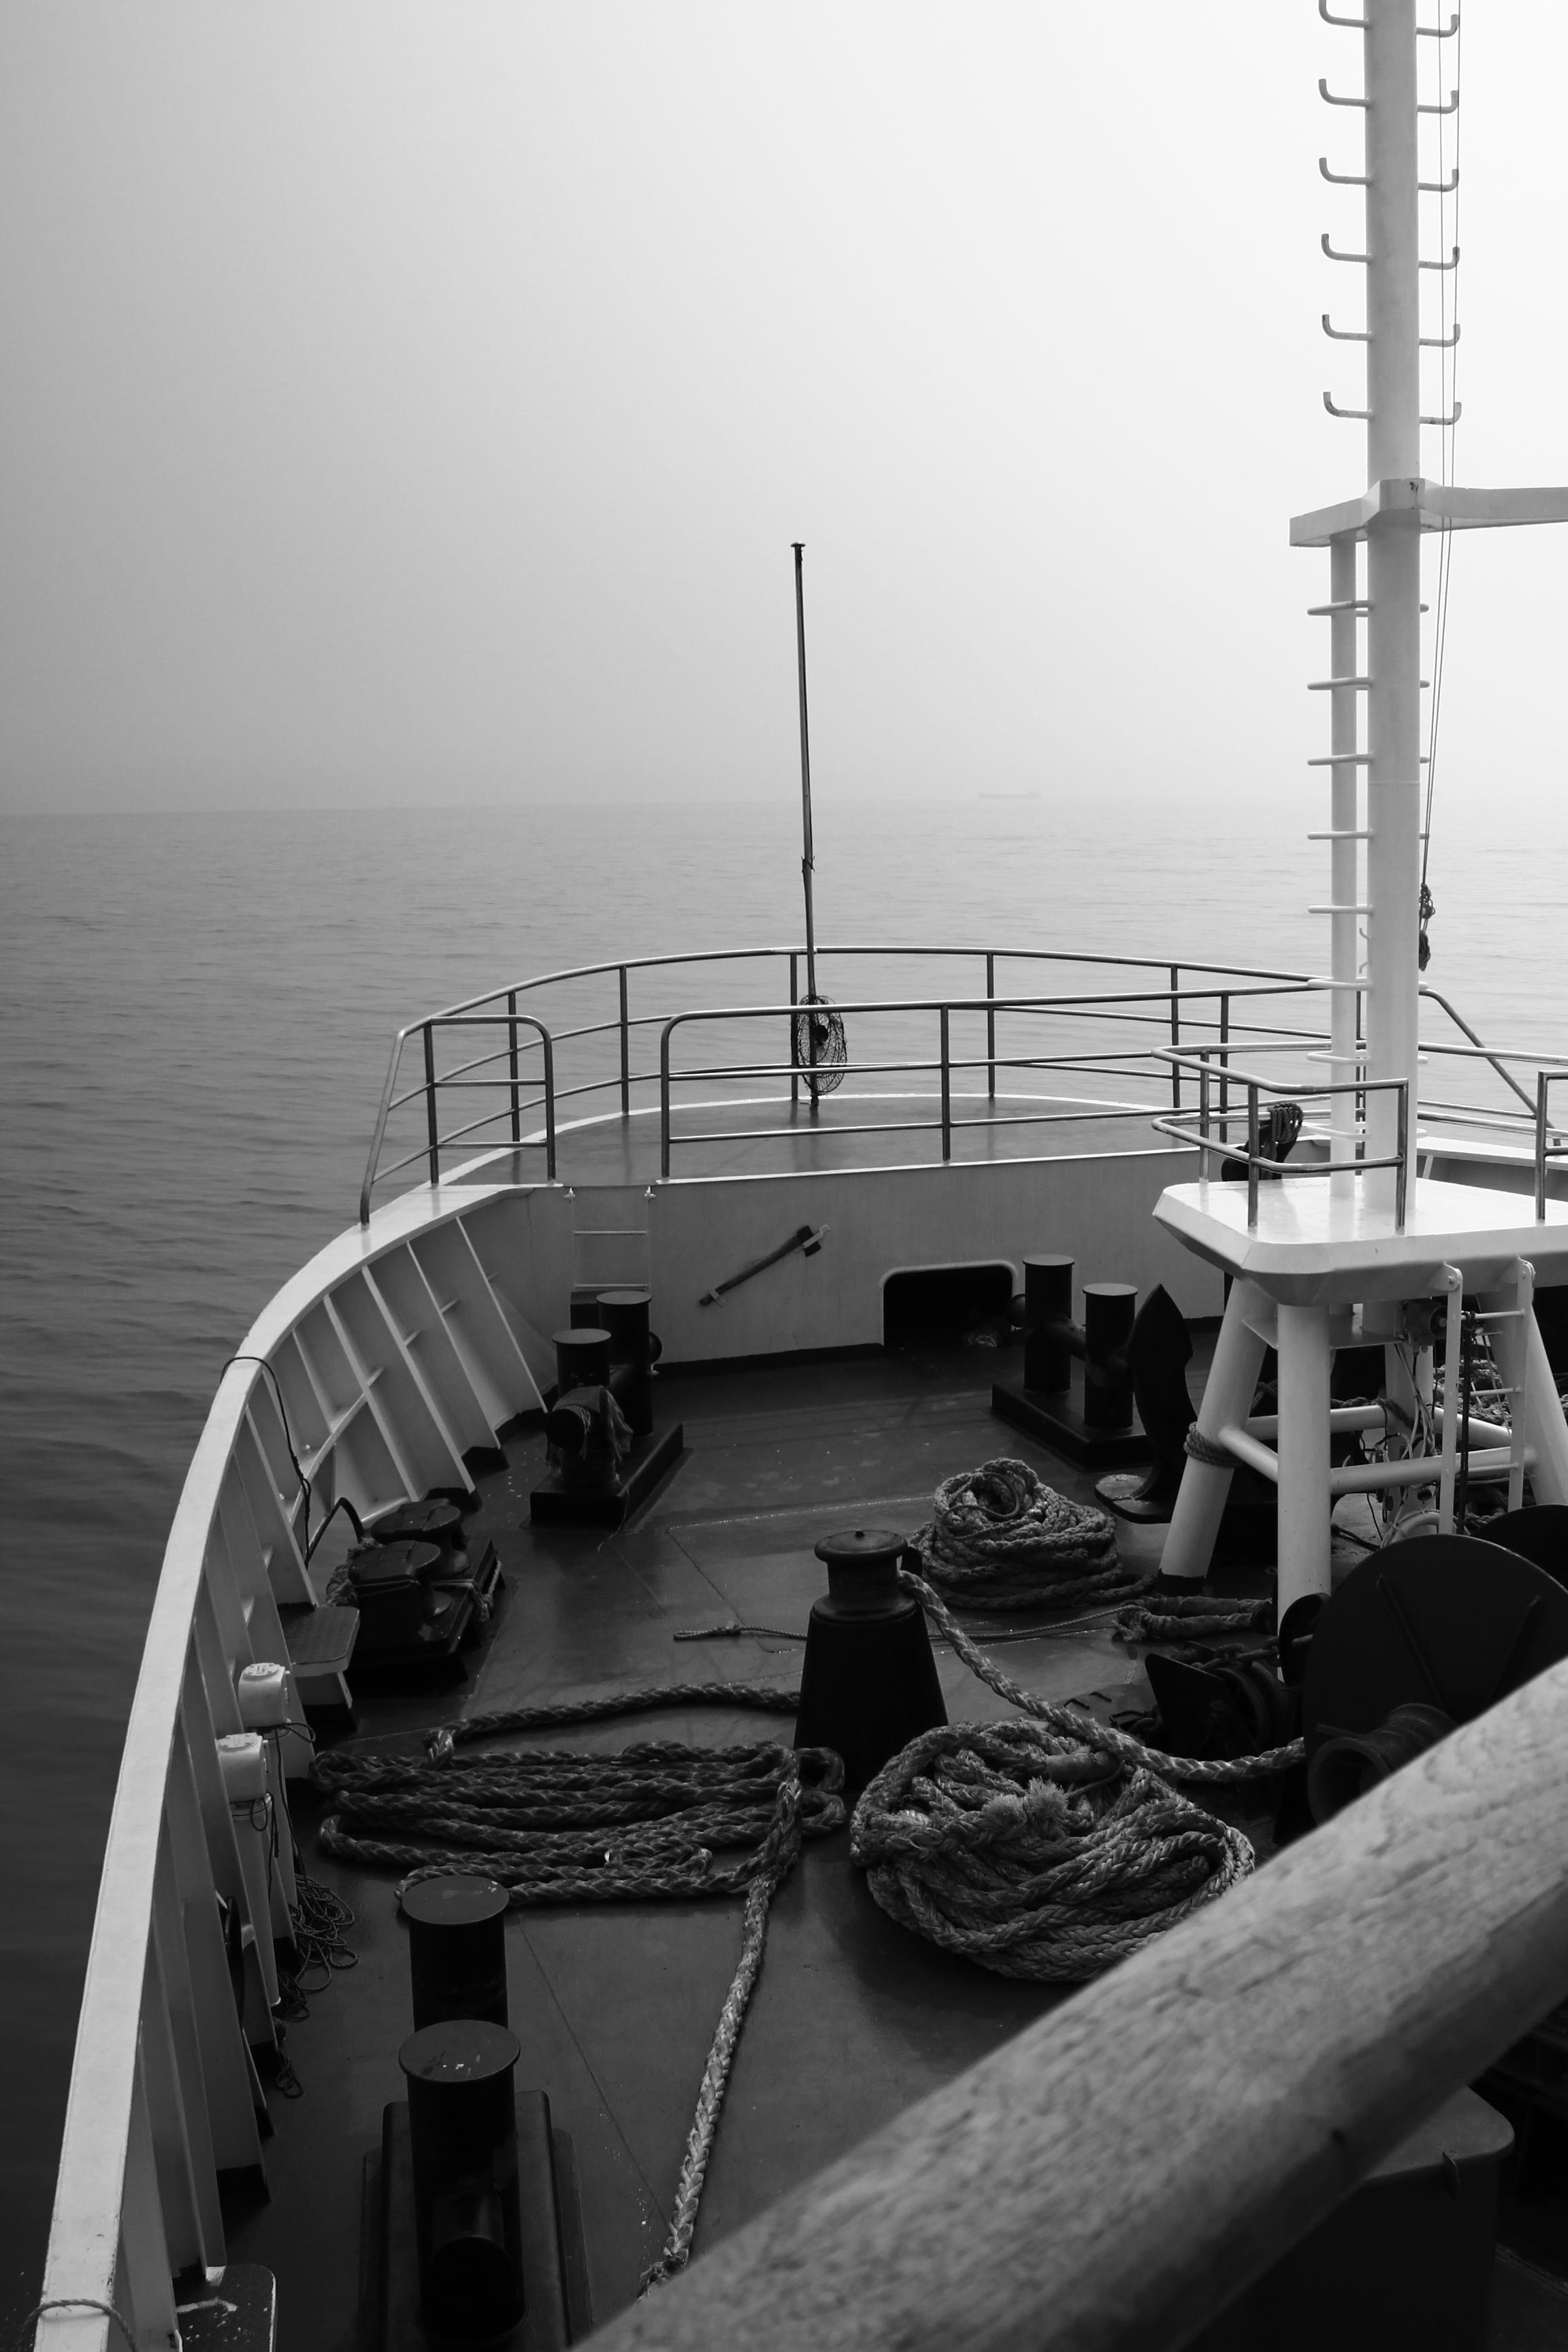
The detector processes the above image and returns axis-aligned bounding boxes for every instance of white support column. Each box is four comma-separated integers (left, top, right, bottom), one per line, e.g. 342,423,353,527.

1362,0,1423,1197
1158,1280,1269,1585
1328,534,1362,1195
1484,1288,1568,1510
1277,1305,1334,1617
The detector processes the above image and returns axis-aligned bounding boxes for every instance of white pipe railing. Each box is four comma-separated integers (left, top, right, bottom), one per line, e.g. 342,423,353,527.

357,945,1565,1222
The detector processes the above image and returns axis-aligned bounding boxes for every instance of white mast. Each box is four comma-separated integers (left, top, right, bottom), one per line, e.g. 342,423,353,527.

1155,0,1568,1607
1318,0,1438,1200
1359,0,1425,1194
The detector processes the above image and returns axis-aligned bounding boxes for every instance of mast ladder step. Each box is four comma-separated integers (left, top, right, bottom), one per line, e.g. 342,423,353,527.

1309,903,1372,915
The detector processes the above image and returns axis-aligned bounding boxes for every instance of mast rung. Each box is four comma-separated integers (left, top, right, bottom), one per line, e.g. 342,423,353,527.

1309,977,1373,990
1309,904,1372,915
1307,600,1372,615
1308,753,1373,766
1308,829,1373,840
1307,676,1371,691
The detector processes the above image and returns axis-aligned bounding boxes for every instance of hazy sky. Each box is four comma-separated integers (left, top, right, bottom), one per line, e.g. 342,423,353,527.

2,1,1565,812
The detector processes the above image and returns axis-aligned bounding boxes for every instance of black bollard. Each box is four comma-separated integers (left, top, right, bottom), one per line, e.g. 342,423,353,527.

1021,1255,1075,1394
399,2019,525,2339
1082,1282,1137,1431
596,1287,659,1437
553,1327,610,1392
402,1874,510,2030
794,1529,947,1798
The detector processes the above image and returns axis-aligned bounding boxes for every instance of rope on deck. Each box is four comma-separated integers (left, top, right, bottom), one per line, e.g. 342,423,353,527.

311,1566,1297,2287
909,1457,1137,1612
313,1708,844,2295
900,1569,1303,1784
850,1720,1254,1980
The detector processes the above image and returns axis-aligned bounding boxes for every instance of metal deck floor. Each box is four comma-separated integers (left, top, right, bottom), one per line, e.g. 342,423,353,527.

229,1341,1174,2349
448,1090,1163,1188
225,1339,1568,2350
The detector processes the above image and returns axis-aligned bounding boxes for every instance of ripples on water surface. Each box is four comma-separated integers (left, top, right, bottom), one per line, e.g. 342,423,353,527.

1,793,1562,2306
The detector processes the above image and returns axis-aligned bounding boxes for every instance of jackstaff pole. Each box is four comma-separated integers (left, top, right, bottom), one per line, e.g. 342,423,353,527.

791,542,817,1008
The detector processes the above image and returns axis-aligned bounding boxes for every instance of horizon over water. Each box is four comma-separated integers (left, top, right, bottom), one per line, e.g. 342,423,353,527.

3,787,1565,2315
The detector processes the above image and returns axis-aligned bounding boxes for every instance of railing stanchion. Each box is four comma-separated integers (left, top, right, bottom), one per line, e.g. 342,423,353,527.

789,951,800,1109
423,1023,440,1188
660,1024,673,1182
986,952,996,1103
1395,1081,1409,1230
1537,1071,1550,1222
1199,1059,1210,1171
508,990,521,1145
1219,993,1230,1139
1170,965,1181,1109
619,966,630,1116
1247,1084,1260,1230
542,1032,557,1180
940,1007,952,1161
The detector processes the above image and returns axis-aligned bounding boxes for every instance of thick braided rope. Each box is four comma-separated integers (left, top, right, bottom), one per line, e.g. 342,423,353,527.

899,1568,1303,1781
426,1681,801,1753
314,1733,843,1901
1114,1595,1275,1646
851,1720,1254,1980
638,1850,783,2292
312,1695,845,2293
1183,1425,1238,1469
910,1456,1137,1611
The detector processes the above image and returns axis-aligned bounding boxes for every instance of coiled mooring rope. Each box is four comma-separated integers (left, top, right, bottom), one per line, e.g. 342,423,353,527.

313,1733,843,1902
313,1701,844,2293
911,1456,1136,1611
851,1720,1254,1980
310,1557,1298,2284
898,1567,1303,1783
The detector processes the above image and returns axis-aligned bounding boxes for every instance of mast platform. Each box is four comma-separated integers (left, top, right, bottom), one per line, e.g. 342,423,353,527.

1156,1177,1568,1618
1156,1175,1568,1305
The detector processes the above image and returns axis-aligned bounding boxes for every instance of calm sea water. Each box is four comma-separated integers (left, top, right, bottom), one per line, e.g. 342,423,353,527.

2,791,1563,2313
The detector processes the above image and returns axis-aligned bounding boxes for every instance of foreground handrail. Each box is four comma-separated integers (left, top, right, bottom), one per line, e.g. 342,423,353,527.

587,1660,1568,2351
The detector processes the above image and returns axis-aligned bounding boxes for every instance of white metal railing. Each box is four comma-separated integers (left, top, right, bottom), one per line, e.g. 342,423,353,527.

359,943,1343,1218
1153,1047,1412,1228
33,1190,546,2352
357,945,1568,1221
